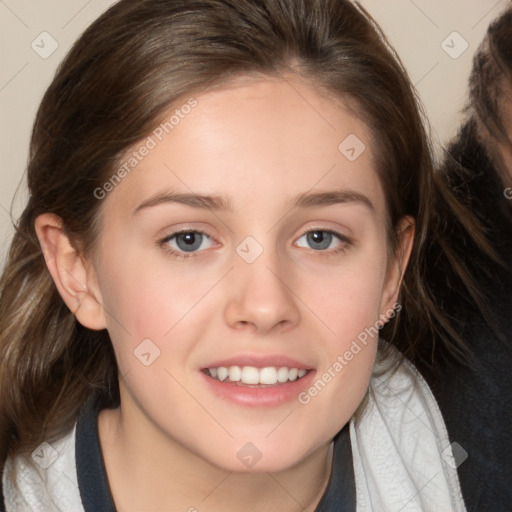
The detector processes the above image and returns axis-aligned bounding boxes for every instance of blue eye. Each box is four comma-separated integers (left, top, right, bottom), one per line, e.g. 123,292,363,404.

159,228,350,260
162,230,214,254
295,230,348,251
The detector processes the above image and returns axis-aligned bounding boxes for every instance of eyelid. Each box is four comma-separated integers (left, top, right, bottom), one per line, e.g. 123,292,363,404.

160,227,212,243
294,228,351,249
158,224,352,260
296,223,352,241
158,227,219,259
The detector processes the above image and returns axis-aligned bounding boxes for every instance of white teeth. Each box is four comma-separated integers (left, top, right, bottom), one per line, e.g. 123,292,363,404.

259,367,277,385
241,366,260,384
217,367,228,382
277,367,289,383
207,365,308,385
228,366,241,382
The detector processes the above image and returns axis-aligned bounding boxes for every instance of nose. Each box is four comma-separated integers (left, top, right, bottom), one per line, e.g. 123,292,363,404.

224,254,301,335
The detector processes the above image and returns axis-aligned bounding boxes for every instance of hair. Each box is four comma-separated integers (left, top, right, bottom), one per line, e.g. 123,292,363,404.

442,5,512,276
469,5,512,183
417,6,512,375
0,0,494,470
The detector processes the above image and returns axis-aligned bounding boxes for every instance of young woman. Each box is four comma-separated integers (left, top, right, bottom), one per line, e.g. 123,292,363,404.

0,0,484,510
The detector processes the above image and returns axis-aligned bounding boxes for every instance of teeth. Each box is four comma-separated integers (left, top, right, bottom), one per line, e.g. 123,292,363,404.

217,367,228,382
228,366,241,382
277,367,289,383
207,365,308,385
241,366,260,384
260,367,277,385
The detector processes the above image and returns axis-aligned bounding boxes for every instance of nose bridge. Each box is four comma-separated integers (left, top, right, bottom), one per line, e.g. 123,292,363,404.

223,234,301,333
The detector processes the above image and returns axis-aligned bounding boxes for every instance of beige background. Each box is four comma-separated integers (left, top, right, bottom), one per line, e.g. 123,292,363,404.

0,0,509,265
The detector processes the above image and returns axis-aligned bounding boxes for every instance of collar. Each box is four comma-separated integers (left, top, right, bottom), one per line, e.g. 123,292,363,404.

75,396,355,511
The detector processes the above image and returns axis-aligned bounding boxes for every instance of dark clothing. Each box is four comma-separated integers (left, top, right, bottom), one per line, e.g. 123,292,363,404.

424,119,512,511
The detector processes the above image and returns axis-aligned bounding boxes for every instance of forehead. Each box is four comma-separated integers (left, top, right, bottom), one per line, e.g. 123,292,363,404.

102,76,386,219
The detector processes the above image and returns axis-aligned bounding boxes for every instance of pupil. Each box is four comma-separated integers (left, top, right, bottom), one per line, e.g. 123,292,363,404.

307,231,331,250
177,232,202,252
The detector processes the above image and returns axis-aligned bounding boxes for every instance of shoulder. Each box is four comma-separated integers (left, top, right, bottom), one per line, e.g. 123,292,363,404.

2,425,84,512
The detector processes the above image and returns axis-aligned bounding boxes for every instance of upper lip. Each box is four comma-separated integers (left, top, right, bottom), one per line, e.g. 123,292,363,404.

202,354,313,370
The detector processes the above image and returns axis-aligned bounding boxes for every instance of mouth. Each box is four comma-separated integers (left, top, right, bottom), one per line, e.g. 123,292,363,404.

200,355,315,406
202,365,310,387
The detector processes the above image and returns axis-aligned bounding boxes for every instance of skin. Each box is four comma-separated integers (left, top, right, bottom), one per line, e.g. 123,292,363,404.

36,75,414,511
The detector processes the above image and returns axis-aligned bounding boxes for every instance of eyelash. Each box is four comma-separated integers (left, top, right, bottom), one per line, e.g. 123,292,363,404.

158,228,352,260
158,229,213,261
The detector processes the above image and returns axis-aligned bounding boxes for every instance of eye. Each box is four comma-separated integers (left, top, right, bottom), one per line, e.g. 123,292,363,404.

160,230,215,256
295,229,349,252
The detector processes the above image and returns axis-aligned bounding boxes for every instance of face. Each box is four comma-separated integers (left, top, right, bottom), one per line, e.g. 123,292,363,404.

88,76,408,473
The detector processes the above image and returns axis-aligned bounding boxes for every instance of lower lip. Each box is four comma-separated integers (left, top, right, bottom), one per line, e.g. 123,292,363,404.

200,370,316,407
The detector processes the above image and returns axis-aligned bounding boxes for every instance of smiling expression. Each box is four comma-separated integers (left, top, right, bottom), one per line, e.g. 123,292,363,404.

88,75,408,472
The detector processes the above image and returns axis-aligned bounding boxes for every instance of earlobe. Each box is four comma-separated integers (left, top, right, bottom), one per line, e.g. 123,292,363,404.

35,213,107,331
380,216,415,320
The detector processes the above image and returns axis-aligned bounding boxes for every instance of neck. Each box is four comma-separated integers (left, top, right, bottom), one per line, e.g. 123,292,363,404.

98,401,334,512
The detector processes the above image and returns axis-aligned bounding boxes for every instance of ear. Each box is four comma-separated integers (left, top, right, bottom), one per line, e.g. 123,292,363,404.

35,213,107,330
379,216,415,321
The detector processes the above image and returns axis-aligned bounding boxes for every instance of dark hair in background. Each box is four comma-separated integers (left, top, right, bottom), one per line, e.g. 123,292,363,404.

456,5,512,261
421,9,512,506
470,5,512,185
0,0,495,469
421,6,512,376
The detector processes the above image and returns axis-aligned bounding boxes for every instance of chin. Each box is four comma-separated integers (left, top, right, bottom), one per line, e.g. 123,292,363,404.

194,434,322,475
210,452,305,474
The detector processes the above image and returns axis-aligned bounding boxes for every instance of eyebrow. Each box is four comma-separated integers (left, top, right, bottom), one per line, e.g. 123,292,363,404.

132,188,374,215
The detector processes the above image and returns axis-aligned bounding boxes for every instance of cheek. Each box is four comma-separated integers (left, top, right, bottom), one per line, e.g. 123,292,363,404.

97,246,216,339
95,249,230,395
300,257,388,346
96,261,207,409
295,268,382,439
293,251,386,414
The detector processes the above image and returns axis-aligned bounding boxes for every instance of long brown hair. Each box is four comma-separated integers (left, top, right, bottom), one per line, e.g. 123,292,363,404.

0,0,492,469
